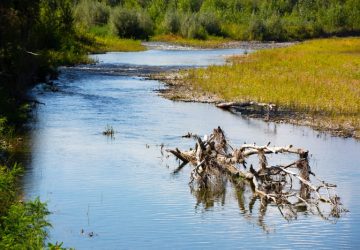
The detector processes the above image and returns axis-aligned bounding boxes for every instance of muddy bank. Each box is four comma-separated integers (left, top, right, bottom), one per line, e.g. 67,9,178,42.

150,72,359,140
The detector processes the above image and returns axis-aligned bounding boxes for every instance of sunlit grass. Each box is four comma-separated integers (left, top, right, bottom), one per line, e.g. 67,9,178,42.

91,36,145,52
151,34,231,48
79,26,146,53
185,37,360,134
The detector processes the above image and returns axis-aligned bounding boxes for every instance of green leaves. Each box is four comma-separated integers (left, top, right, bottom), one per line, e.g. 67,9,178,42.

0,198,51,249
0,163,51,249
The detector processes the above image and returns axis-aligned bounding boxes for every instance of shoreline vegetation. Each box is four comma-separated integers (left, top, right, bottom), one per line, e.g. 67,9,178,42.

152,37,360,139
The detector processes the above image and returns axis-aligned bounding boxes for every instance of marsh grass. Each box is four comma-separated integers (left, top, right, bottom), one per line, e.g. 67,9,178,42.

184,37,360,134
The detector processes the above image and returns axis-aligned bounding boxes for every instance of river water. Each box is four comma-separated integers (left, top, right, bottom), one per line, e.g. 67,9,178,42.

25,47,360,249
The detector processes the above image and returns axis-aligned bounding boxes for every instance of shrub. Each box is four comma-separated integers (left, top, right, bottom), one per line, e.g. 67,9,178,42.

110,7,153,39
180,13,207,40
74,0,110,28
247,16,266,40
265,14,286,41
198,12,222,36
0,198,50,249
162,10,181,34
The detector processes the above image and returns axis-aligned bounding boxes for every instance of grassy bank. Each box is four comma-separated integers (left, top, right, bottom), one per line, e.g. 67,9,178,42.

91,36,145,52
183,37,360,137
84,26,145,53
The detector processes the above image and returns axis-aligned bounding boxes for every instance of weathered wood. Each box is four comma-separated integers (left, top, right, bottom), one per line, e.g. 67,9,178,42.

166,127,346,219
216,101,277,110
167,148,195,164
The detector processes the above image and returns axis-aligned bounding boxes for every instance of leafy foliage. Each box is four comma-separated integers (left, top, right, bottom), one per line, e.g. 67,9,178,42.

0,163,53,249
74,0,360,41
110,7,153,39
0,198,50,249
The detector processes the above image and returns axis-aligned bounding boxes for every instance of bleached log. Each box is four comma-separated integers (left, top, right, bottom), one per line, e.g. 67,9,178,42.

240,144,308,156
216,101,277,110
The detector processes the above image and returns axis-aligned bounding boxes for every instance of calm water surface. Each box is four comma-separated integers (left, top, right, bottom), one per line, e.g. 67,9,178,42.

25,48,360,249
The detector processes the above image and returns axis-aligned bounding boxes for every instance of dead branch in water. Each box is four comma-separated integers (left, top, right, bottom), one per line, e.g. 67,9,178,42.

166,127,347,219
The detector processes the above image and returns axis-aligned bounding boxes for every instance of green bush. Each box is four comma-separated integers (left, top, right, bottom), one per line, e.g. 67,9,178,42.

198,12,222,36
264,14,286,41
180,13,207,39
0,198,50,249
110,7,153,39
74,0,110,28
345,0,360,30
162,10,181,34
247,15,266,41
0,164,22,215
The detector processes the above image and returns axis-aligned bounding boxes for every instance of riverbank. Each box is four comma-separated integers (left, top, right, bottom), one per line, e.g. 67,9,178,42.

87,35,146,53
150,34,295,49
151,37,360,139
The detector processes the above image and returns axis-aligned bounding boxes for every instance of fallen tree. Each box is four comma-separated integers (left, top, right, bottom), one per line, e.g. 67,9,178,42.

166,127,347,220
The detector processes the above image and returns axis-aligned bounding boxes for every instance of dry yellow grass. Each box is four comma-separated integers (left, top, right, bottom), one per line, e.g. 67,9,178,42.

185,37,360,135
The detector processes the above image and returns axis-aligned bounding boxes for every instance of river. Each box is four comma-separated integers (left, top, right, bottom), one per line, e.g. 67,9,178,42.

25,46,360,249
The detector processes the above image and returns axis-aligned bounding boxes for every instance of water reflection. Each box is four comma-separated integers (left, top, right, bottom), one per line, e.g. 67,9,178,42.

187,173,275,233
186,169,345,232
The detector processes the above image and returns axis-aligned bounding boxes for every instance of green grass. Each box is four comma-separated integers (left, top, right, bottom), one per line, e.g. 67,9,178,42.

184,37,360,135
83,25,146,53
91,36,145,52
151,34,231,48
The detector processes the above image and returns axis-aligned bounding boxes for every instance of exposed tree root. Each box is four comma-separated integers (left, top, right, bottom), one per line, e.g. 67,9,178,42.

166,127,348,220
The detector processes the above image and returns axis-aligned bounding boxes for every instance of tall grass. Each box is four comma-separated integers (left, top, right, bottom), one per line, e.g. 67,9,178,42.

185,37,360,131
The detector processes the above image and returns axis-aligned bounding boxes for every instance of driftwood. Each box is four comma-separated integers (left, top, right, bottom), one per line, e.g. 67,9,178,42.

166,127,347,220
216,101,278,120
216,101,277,111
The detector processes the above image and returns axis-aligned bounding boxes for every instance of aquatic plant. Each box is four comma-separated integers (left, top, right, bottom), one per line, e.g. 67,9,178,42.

102,125,115,137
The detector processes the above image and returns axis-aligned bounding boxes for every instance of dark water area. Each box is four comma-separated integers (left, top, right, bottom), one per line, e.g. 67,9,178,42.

25,47,360,249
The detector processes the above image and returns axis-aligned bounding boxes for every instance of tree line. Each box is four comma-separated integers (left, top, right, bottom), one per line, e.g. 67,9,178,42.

75,0,360,40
